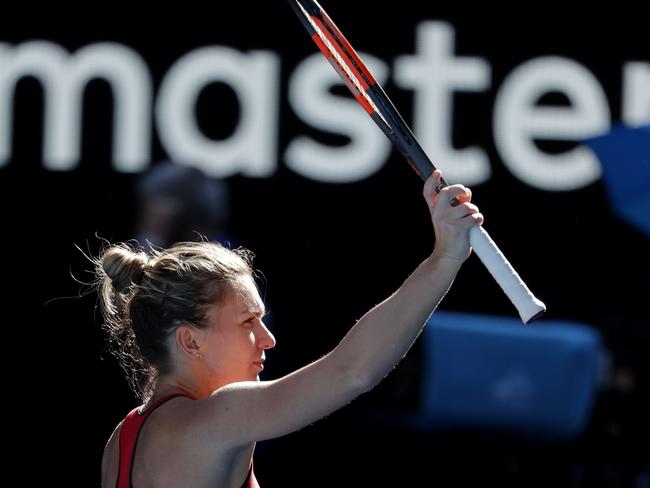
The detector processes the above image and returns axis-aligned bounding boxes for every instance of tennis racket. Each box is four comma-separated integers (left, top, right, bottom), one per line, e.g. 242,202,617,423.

289,0,546,323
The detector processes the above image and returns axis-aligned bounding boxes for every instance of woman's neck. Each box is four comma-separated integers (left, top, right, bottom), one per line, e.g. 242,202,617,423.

152,377,204,402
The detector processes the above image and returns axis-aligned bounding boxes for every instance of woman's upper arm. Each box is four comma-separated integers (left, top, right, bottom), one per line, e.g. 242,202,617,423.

101,421,122,487
198,351,367,447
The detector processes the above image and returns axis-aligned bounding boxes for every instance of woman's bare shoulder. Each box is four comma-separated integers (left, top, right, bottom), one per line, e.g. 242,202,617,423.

101,419,123,487
101,397,250,487
100,398,206,486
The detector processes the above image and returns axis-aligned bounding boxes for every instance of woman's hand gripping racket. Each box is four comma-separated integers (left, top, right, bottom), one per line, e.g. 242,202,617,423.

289,0,546,323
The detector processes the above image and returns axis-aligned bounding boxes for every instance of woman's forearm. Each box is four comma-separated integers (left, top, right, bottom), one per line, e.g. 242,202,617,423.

334,252,463,390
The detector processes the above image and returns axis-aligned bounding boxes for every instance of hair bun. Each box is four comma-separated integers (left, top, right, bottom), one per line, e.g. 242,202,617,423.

101,245,149,294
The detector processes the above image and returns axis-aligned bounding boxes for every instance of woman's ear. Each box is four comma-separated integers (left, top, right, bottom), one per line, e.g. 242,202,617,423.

175,323,204,359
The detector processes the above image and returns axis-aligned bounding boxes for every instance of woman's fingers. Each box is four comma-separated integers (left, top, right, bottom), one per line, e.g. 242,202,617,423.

434,185,472,213
448,202,479,220
423,171,481,226
423,170,483,261
424,172,473,207
471,212,485,226
461,210,484,229
454,187,472,205
423,170,443,208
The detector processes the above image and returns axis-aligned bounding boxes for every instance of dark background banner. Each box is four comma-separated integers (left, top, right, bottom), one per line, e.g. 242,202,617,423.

1,2,648,486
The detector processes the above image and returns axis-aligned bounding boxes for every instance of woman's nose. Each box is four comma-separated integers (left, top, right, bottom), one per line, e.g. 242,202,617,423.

257,321,276,350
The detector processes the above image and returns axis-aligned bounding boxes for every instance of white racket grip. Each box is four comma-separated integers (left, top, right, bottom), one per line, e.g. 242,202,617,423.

469,226,546,323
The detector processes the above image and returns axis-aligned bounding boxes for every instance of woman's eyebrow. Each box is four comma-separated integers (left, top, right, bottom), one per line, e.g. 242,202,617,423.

240,305,267,317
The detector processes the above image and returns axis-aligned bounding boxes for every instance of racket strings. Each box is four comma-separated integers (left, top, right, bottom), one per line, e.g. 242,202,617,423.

296,2,389,127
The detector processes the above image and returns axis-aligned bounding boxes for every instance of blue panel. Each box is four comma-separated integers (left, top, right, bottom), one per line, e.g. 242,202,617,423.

584,124,650,237
405,311,601,440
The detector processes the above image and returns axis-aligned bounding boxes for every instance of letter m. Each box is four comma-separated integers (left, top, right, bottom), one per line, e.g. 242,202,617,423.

0,41,151,171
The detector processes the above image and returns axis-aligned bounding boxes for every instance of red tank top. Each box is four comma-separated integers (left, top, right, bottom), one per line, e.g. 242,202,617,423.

117,392,260,488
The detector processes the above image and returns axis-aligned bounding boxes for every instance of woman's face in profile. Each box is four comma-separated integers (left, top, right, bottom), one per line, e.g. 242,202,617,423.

199,276,275,387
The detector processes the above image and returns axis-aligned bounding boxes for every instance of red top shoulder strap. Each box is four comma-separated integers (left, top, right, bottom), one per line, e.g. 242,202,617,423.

116,393,195,488
115,392,260,487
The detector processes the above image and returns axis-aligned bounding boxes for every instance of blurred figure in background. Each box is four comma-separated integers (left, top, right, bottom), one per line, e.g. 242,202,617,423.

134,160,234,251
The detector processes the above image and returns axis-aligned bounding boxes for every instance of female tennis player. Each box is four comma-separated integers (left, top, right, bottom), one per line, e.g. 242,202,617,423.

99,170,482,488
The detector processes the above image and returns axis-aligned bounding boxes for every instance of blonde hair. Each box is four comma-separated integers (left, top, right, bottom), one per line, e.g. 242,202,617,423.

94,240,255,401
